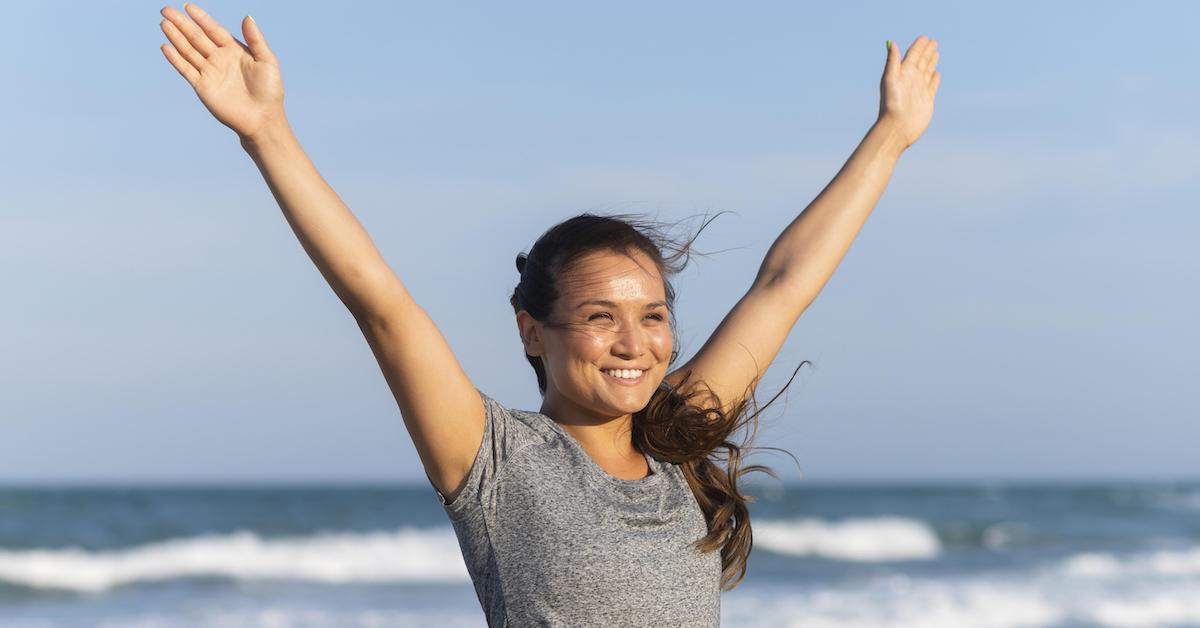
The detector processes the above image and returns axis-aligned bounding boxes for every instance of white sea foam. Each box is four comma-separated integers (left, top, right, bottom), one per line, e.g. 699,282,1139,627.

0,527,469,592
722,554,1200,628
1060,546,1200,578
99,608,487,628
724,578,1066,628
752,516,942,561
0,608,486,628
1087,588,1200,628
0,516,942,594
11,518,1200,628
6,532,1200,627
15,572,1200,628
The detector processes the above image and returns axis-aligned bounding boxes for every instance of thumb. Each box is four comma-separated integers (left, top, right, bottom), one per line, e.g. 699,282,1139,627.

884,39,899,75
242,15,276,63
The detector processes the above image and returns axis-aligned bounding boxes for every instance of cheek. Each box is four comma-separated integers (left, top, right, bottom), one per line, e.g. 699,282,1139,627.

650,327,673,357
561,330,608,364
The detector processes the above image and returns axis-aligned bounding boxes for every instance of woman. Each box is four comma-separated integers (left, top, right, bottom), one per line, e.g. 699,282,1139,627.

158,5,939,626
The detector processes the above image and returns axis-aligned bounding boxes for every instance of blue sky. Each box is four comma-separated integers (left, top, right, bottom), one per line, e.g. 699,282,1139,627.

2,1,1196,484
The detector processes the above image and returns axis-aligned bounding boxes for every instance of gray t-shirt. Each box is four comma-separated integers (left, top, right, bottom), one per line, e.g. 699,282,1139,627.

431,389,722,627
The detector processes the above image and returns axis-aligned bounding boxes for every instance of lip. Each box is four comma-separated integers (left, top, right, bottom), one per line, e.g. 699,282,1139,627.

600,368,646,386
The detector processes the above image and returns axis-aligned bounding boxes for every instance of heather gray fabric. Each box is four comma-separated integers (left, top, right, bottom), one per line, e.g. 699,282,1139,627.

431,389,722,627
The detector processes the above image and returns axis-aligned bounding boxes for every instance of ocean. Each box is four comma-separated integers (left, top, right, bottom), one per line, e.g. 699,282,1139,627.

1,481,1198,627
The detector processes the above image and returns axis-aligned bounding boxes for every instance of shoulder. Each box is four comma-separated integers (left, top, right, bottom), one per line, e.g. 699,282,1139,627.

479,393,559,450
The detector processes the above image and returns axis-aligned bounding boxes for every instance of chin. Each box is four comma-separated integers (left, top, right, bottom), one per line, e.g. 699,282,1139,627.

605,387,657,412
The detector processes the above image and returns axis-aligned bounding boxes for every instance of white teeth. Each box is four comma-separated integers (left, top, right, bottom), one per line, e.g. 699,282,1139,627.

603,368,644,380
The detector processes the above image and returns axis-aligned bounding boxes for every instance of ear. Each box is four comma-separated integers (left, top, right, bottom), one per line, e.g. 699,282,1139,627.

515,310,544,357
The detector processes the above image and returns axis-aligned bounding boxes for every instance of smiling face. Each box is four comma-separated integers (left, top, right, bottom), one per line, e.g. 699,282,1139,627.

517,247,673,424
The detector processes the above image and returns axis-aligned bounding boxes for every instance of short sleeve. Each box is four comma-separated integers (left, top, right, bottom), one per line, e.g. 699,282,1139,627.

432,389,511,515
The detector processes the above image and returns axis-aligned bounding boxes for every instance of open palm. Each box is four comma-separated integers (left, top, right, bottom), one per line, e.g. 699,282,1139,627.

159,4,284,140
879,35,941,150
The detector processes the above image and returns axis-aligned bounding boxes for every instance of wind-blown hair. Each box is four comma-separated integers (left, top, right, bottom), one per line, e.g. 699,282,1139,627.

509,211,805,591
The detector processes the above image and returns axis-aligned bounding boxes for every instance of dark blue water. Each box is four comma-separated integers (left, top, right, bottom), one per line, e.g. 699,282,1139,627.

2,481,1198,627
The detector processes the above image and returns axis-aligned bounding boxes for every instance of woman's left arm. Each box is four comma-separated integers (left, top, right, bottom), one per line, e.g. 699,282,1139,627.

666,35,940,409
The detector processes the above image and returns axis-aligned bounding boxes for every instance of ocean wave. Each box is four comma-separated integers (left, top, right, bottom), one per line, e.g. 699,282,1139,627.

725,544,1200,628
752,516,941,561
0,515,943,594
5,529,1200,626
38,608,490,628
724,578,1066,628
0,527,469,593
723,575,1200,628
1060,546,1200,579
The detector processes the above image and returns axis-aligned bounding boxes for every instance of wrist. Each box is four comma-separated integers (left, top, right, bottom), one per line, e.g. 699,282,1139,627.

871,115,909,158
239,115,295,153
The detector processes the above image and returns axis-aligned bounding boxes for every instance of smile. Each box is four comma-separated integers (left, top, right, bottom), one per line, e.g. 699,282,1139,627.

601,368,645,385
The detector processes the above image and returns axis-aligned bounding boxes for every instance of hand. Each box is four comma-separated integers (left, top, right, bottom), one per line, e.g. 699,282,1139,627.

878,35,941,151
159,4,285,142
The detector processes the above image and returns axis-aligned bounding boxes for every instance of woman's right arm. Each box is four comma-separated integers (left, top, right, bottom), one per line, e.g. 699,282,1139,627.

158,4,485,502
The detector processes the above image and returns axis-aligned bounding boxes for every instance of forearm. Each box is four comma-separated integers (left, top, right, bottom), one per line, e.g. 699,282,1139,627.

754,117,908,308
240,119,403,321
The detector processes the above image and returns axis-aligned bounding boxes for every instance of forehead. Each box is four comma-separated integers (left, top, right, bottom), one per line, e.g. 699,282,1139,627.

557,249,666,305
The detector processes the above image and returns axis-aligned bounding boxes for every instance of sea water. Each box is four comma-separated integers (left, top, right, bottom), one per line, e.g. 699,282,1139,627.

1,481,1198,627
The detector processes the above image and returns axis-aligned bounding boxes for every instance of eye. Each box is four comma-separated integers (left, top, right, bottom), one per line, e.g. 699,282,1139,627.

587,312,666,322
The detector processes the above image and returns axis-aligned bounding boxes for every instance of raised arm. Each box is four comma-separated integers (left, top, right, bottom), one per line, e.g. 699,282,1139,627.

158,4,485,502
665,36,941,409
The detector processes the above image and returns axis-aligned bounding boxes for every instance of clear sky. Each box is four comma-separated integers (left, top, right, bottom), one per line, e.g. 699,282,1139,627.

2,1,1196,484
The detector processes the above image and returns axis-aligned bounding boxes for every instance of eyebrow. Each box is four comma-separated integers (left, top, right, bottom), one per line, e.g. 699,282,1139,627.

575,299,668,310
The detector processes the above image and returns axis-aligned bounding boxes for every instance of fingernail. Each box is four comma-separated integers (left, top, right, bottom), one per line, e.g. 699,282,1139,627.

886,40,892,51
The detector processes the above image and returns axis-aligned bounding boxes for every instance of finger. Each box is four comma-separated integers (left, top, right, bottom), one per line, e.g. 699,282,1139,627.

930,70,941,94
915,38,933,73
160,5,216,57
926,49,939,77
161,43,200,85
242,15,277,63
183,2,236,48
885,39,900,76
161,19,207,72
904,35,930,70
919,39,937,73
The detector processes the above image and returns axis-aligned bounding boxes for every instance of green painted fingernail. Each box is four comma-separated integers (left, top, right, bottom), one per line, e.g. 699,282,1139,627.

886,40,892,50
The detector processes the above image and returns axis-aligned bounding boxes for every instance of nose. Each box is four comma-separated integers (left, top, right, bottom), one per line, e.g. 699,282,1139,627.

611,319,648,360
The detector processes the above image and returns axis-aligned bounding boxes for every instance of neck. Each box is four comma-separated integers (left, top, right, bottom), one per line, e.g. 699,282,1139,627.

540,390,639,458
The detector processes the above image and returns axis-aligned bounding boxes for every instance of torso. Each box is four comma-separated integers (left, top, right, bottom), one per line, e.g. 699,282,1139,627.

440,392,722,627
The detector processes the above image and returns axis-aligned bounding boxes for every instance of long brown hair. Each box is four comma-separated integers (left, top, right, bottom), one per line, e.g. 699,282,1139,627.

509,212,805,591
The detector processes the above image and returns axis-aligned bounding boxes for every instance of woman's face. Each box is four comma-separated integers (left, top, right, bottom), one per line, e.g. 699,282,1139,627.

520,248,673,421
